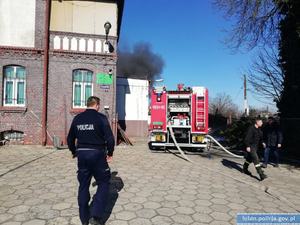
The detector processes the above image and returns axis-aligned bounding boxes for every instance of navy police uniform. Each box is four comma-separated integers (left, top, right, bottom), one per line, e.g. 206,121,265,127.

67,109,115,224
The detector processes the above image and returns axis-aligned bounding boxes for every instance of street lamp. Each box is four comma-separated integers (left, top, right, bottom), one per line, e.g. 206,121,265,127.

104,21,112,43
104,21,114,53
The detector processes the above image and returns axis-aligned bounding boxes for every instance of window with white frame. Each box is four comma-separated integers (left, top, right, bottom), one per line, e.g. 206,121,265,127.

3,66,26,106
72,69,93,108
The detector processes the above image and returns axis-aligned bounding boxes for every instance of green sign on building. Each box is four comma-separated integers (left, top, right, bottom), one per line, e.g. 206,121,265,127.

96,73,113,85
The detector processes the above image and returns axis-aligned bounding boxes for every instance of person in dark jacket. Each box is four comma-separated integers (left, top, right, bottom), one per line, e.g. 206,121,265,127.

67,96,115,225
243,117,267,181
262,117,283,168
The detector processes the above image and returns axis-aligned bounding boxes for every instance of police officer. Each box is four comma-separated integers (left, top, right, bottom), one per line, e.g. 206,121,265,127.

67,96,115,225
243,117,267,181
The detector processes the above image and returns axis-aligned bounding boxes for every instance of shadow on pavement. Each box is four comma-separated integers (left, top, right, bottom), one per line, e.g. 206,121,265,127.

102,171,124,223
221,159,260,181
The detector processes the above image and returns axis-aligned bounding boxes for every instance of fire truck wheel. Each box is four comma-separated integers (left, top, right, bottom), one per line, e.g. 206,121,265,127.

148,142,156,150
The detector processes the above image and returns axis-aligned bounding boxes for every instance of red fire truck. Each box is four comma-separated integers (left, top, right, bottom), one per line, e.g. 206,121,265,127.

148,84,209,150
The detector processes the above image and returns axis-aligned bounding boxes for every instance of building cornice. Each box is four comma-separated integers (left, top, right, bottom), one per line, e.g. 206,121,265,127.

0,46,43,54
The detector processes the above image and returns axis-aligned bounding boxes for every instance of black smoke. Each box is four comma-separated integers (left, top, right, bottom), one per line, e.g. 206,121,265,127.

117,42,164,81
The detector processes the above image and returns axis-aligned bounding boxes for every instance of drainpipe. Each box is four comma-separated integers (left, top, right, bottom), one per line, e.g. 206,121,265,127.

42,0,51,146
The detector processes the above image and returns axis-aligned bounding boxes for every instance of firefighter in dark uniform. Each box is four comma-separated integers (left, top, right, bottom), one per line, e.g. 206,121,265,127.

67,96,115,225
243,117,267,181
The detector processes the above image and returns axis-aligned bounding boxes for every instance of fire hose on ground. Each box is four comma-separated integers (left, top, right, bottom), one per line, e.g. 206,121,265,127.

168,126,193,163
205,134,244,158
168,127,243,163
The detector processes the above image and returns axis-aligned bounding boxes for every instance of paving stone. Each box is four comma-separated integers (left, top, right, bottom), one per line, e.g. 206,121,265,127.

227,197,245,204
175,206,195,215
37,209,60,220
193,205,213,214
107,220,129,225
8,205,30,214
195,199,212,206
151,215,173,225
1,222,21,225
211,193,227,199
164,194,181,201
228,202,247,210
178,199,196,207
243,201,264,209
209,220,232,225
135,208,156,219
190,222,208,225
156,208,176,216
70,216,81,225
46,217,69,225
129,218,152,225
52,203,71,211
123,203,143,211
115,211,137,220
13,212,35,222
211,198,229,205
110,205,124,213
0,144,299,225
210,204,230,213
161,201,179,208
167,189,182,195
23,220,46,225
171,214,194,224
210,212,231,221
192,213,213,223
129,196,147,204
2,200,24,208
0,214,13,223
30,204,52,214
143,201,161,209
147,196,164,202
196,193,213,200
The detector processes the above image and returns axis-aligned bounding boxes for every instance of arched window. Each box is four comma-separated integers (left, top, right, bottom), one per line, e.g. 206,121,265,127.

72,69,93,108
3,65,26,106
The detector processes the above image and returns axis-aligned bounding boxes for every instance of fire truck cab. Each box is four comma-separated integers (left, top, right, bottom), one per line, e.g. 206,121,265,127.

148,84,209,150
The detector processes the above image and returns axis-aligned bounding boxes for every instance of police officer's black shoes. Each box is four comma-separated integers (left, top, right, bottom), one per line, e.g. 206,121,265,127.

243,163,252,176
256,167,267,181
259,172,267,181
243,168,252,176
262,163,267,168
89,217,104,225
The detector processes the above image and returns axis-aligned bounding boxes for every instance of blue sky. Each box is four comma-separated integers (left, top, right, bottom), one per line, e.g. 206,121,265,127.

119,0,276,111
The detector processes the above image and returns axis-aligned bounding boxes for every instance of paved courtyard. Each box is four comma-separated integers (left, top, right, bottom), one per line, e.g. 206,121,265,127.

0,140,299,225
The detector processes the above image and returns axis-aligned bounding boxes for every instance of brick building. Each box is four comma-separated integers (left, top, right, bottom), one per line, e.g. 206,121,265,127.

0,0,124,145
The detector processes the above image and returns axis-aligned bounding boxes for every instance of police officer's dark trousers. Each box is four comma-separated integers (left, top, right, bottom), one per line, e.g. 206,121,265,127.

77,149,111,224
243,148,266,180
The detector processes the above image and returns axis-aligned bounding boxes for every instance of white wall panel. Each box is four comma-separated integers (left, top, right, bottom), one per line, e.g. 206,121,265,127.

117,78,149,121
0,0,36,47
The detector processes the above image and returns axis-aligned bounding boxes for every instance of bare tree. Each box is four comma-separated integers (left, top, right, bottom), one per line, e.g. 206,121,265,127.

213,0,283,50
247,47,284,103
209,93,240,117
214,0,286,102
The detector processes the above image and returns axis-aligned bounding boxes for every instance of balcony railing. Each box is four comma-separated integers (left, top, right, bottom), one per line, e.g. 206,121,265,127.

50,31,116,54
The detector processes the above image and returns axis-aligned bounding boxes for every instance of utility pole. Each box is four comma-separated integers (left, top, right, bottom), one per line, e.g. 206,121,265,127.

244,74,249,116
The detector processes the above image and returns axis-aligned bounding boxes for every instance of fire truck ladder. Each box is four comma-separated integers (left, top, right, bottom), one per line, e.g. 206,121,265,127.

196,96,205,128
